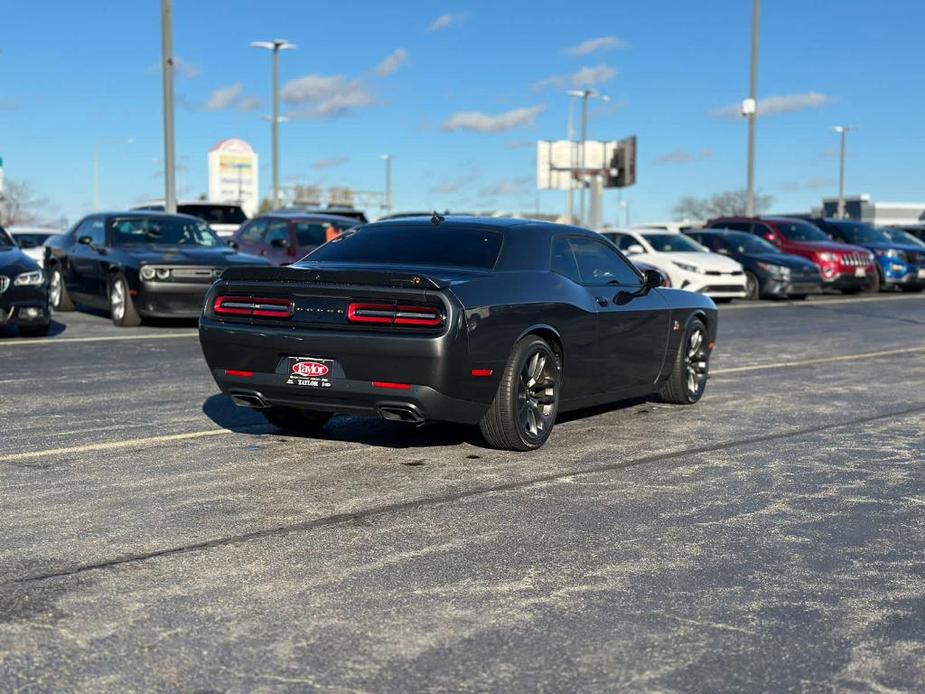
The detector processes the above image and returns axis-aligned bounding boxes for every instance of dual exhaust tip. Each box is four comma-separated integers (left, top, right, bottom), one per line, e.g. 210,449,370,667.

229,392,424,424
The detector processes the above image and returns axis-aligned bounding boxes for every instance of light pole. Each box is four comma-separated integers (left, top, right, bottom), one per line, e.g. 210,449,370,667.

565,93,579,223
93,138,133,211
251,39,297,207
745,0,760,216
381,154,392,216
161,0,176,213
567,89,610,226
834,126,853,219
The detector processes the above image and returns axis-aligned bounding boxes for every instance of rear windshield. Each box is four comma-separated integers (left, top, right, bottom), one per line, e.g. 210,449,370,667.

12,232,53,247
178,204,247,225
775,221,828,242
304,225,503,270
296,222,351,246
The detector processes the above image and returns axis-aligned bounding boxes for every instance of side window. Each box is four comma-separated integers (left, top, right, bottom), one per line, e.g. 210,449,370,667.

550,237,581,283
240,219,267,243
77,218,106,246
263,220,291,246
568,237,642,286
754,223,776,240
295,223,332,247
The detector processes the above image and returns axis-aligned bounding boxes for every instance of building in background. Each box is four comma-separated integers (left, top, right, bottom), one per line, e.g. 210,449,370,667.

207,139,258,217
816,195,925,225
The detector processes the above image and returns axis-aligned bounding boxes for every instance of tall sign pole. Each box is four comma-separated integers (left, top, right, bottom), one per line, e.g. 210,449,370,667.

745,0,760,216
161,0,177,213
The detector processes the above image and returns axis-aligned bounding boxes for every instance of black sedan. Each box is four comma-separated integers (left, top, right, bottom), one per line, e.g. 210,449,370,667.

199,216,718,451
45,212,269,326
685,228,822,300
0,226,50,337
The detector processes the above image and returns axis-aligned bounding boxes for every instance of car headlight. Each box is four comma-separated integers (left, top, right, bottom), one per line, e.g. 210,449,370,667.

755,262,789,278
14,270,44,286
672,261,700,273
156,267,171,280
140,266,157,280
817,252,838,262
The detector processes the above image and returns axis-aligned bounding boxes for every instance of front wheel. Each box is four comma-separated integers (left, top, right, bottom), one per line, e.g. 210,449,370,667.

745,272,760,300
479,336,561,451
48,266,74,311
864,269,882,294
262,406,332,434
659,319,710,405
109,274,142,327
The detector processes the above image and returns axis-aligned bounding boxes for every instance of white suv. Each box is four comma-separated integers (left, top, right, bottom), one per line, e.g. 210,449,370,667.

601,228,748,301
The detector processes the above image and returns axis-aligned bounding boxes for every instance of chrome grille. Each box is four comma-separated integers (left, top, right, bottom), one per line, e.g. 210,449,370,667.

841,253,868,267
170,266,223,281
0,275,9,294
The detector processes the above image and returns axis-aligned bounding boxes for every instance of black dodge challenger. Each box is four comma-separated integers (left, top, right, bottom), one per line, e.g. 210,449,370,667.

199,217,718,450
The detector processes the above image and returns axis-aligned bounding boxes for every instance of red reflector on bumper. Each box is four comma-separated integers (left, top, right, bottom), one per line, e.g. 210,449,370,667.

471,369,493,377
225,369,255,378
372,381,412,390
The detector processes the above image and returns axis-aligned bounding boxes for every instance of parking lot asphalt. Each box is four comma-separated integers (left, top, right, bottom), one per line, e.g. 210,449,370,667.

1,293,924,692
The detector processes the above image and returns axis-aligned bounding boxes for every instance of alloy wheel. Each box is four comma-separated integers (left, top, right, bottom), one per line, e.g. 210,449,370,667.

686,328,709,397
110,280,125,321
517,348,558,440
49,270,62,307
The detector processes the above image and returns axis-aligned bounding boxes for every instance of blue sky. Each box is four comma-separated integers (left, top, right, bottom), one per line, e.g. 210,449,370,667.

2,0,923,225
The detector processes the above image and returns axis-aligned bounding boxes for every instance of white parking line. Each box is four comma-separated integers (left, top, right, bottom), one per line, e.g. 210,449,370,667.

722,294,925,310
713,346,925,375
0,332,198,348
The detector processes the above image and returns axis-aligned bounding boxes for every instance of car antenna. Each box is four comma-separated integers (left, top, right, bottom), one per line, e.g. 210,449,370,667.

431,210,445,226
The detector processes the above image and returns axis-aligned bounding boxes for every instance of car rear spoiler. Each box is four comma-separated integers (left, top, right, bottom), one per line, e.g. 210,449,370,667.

219,265,449,290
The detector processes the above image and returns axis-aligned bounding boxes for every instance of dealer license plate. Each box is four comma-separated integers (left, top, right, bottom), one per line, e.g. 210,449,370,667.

285,357,334,388
854,268,866,277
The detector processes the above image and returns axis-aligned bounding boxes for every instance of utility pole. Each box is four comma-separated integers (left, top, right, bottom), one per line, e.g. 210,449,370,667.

834,126,852,219
745,0,760,216
161,0,176,213
381,154,392,216
252,40,296,208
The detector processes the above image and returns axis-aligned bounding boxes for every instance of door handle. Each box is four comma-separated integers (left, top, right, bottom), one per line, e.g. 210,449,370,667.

595,296,609,307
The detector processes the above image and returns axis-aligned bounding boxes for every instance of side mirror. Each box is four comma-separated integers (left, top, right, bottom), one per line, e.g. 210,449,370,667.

643,268,664,290
226,239,239,250
270,238,289,249
626,243,645,255
78,235,93,246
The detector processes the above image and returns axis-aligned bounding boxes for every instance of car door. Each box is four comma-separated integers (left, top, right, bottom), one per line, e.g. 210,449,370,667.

235,218,268,256
69,216,108,302
568,236,670,392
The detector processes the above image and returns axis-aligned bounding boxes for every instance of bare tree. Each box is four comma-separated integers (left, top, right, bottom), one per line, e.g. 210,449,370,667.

672,189,773,221
0,180,46,226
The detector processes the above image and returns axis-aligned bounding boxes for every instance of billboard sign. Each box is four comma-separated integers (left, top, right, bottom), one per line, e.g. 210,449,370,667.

537,138,636,190
208,139,259,216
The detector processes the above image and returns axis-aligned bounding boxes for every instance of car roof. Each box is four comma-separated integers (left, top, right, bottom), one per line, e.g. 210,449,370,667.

94,211,208,222
135,200,244,208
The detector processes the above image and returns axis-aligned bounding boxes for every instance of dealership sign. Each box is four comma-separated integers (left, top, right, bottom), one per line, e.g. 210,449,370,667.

208,139,259,217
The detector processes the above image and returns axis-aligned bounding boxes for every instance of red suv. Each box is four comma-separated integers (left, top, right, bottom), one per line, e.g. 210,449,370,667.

706,216,876,293
232,213,356,265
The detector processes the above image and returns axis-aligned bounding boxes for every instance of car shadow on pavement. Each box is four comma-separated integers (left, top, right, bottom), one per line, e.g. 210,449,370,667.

0,319,66,340
202,393,484,449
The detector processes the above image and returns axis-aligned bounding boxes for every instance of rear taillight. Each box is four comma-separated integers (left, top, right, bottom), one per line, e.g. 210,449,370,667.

347,303,443,327
214,296,293,319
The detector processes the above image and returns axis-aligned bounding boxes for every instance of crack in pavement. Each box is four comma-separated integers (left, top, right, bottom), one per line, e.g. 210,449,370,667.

7,402,925,587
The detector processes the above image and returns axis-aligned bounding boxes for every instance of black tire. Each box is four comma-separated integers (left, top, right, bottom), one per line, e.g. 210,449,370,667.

109,274,142,327
899,286,923,293
789,294,809,301
262,406,332,434
19,323,50,338
840,288,860,295
864,268,882,294
48,265,74,311
479,335,561,451
713,297,733,304
659,318,710,405
744,272,760,300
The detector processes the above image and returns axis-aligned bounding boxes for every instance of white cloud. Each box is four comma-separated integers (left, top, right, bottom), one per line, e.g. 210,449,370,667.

534,64,617,91
442,105,546,133
565,36,629,55
481,177,532,197
313,156,351,170
427,13,465,32
375,48,408,77
653,149,714,165
282,74,375,117
206,82,260,111
712,92,834,118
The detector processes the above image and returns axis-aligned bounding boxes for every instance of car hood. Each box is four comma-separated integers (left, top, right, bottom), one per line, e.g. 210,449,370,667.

122,246,268,266
857,241,924,254
787,239,867,254
0,246,41,275
658,251,743,272
750,253,820,270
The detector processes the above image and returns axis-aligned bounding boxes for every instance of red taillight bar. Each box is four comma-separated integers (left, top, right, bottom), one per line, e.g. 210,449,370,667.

372,381,413,390
214,296,293,319
347,302,443,327
225,369,255,378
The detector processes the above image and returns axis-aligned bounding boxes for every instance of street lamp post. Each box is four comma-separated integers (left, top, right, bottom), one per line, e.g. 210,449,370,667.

381,154,392,216
745,0,761,216
161,0,176,213
566,89,609,226
565,94,579,223
834,126,853,219
251,39,296,208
